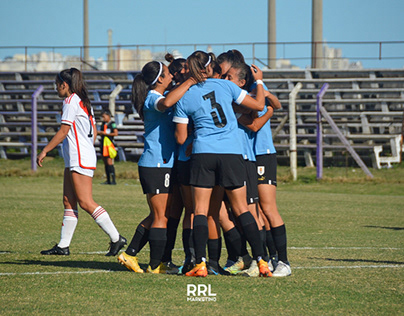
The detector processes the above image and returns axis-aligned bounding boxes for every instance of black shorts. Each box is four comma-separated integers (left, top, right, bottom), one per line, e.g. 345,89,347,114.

190,153,246,189
176,160,191,186
138,166,173,194
256,154,277,186
245,160,259,204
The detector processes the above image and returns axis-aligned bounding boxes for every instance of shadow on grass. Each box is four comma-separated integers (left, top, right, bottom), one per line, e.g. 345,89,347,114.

1,259,127,271
363,225,404,231
309,257,404,265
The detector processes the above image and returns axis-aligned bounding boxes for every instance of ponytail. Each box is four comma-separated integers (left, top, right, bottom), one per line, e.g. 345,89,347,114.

57,68,91,114
131,61,165,121
187,50,211,83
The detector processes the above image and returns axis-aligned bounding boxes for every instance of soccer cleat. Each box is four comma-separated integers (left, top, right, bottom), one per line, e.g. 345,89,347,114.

272,260,292,277
226,255,252,275
118,252,143,273
181,256,195,275
242,260,259,277
268,255,278,272
223,259,236,271
106,235,127,256
207,262,230,276
258,259,272,277
40,244,70,255
161,261,180,275
146,263,167,274
185,262,208,277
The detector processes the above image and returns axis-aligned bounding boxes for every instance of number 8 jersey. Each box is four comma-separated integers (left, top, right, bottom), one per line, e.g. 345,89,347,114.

173,78,247,155
61,93,97,170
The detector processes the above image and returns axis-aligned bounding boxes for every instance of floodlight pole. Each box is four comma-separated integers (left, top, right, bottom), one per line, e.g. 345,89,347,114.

267,0,276,69
83,0,89,70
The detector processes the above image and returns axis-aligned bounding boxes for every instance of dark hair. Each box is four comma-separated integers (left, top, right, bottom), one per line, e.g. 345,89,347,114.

231,63,254,91
56,68,91,114
211,60,222,77
217,49,245,66
165,53,186,77
187,50,210,83
101,109,111,116
131,61,165,120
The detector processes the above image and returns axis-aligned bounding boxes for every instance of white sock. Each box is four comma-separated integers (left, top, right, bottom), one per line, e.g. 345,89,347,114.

91,206,120,242
58,209,78,248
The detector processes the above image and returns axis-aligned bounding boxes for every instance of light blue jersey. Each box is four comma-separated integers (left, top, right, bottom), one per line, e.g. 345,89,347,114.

173,78,247,155
249,82,276,155
138,90,176,168
236,112,256,161
254,103,276,155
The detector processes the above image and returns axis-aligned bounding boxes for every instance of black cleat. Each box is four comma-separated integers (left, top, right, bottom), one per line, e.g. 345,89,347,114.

41,244,70,255
207,261,230,276
106,235,127,256
181,256,195,275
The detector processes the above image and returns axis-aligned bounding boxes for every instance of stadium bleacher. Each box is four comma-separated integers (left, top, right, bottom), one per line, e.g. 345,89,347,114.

0,69,403,167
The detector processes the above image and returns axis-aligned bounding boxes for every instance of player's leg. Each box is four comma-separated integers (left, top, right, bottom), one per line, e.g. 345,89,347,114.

41,168,77,255
146,192,170,273
71,170,126,256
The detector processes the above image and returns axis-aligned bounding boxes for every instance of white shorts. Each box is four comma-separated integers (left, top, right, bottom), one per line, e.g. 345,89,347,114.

69,166,94,178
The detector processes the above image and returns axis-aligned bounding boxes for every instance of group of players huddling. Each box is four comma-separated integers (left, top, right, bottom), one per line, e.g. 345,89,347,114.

39,49,291,278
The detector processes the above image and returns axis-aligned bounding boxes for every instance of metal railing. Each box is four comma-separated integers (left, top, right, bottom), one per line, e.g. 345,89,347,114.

0,40,403,72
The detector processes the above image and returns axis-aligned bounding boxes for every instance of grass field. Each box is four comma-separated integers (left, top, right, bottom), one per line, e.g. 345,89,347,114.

0,158,403,315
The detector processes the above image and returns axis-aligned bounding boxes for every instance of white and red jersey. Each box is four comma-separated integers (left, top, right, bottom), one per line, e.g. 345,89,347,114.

61,93,97,169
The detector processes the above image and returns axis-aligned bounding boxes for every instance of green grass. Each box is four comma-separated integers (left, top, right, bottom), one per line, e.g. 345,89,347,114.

0,159,403,315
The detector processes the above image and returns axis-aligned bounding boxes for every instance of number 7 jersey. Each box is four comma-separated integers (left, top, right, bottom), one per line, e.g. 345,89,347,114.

61,93,97,169
173,78,247,155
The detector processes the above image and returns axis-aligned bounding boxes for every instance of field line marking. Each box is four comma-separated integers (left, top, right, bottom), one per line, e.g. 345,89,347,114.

1,246,402,255
1,264,403,276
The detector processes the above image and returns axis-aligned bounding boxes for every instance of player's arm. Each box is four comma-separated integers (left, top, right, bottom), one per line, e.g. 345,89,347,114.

238,106,274,132
37,123,70,167
239,64,265,111
156,78,196,111
175,123,188,145
265,90,282,109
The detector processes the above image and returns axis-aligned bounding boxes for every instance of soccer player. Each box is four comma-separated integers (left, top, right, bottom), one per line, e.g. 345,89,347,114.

228,59,291,277
117,61,195,274
173,50,271,277
98,109,118,185
37,68,126,257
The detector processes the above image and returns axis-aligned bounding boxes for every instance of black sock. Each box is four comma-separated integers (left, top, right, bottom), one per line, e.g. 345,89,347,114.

272,224,288,263
105,164,110,183
208,237,222,265
109,165,116,183
238,212,264,260
193,215,208,264
162,217,180,262
126,224,149,256
149,228,167,270
223,227,241,262
182,228,193,259
260,229,269,262
266,229,277,258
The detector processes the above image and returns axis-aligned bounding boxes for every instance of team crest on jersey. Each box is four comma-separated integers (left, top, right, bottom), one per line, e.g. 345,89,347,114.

257,166,265,176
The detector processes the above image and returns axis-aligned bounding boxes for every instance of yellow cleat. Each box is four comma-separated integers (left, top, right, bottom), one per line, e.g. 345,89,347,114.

146,263,167,274
118,252,143,273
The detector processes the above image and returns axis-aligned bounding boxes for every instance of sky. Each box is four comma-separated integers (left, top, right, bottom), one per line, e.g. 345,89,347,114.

0,0,403,69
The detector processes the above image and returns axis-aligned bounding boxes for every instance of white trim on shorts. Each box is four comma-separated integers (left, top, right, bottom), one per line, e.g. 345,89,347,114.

69,166,94,178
